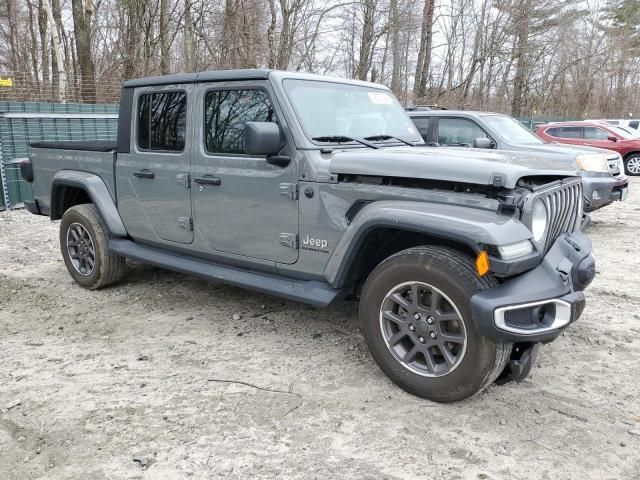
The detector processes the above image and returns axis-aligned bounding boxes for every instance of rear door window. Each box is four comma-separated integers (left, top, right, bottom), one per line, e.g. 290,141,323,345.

549,126,582,139
137,91,187,151
438,118,488,146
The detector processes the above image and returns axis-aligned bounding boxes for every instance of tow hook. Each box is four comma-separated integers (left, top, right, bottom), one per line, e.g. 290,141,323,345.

496,343,540,385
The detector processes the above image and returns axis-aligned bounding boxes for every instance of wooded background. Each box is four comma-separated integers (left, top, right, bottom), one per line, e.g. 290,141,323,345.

1,0,639,118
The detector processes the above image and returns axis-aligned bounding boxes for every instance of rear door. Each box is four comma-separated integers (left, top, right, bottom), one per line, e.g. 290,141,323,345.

190,81,299,264
117,86,194,244
547,126,583,145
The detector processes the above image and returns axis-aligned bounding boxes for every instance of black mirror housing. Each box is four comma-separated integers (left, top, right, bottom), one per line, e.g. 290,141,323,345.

473,137,493,149
244,122,283,156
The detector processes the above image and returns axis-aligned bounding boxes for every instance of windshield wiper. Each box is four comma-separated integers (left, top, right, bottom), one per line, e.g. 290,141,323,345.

364,134,415,146
311,135,379,149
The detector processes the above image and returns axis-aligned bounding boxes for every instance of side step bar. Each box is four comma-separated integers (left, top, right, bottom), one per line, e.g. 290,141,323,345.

108,239,340,307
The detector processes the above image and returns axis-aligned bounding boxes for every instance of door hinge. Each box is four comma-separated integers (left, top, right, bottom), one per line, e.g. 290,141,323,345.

176,173,190,189
178,217,193,231
279,233,298,249
279,183,299,200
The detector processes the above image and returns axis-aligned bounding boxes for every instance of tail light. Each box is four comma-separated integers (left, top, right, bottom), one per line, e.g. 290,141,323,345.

20,159,34,182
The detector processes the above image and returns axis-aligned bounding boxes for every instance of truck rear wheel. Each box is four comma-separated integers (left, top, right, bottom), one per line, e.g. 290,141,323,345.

360,246,512,403
59,204,126,289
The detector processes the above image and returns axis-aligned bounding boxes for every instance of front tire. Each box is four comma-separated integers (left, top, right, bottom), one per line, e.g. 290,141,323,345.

360,246,511,403
60,204,126,289
624,154,640,176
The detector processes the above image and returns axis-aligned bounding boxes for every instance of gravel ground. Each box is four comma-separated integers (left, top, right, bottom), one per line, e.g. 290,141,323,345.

1,179,639,480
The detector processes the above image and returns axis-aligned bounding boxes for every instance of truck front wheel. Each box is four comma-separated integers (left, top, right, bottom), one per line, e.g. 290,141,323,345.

59,204,126,289
360,246,512,402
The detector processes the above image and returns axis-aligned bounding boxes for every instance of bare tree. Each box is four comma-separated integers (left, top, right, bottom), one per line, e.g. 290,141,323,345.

71,0,96,101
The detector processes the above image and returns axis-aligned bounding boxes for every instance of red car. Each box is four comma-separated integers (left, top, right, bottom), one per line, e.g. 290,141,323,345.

535,121,640,175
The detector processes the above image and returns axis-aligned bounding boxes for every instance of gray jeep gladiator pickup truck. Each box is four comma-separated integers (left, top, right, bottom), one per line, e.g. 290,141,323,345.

21,70,596,402
407,109,629,212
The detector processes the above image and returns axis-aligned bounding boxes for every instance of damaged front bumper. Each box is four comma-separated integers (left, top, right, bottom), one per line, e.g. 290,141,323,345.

582,173,629,212
471,231,595,344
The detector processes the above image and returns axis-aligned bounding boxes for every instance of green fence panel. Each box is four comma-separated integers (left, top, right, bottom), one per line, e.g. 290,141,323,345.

0,101,118,209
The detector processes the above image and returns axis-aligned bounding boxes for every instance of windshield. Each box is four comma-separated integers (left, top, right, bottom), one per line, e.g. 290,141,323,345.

283,79,422,145
482,115,544,145
610,126,638,139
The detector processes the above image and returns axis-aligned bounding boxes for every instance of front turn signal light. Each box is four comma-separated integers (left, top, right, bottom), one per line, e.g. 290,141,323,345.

476,251,490,277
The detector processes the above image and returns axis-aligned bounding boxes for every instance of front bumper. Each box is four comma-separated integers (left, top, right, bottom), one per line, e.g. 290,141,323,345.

581,173,629,212
471,231,595,343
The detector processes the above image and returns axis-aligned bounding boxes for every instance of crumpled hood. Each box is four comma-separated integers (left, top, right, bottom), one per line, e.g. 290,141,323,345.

329,146,579,189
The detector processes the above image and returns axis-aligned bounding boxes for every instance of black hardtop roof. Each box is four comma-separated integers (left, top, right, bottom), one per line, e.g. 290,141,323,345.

123,69,272,88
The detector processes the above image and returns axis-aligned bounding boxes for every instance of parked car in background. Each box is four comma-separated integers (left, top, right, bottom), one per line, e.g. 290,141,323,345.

407,110,628,211
616,126,640,138
585,119,640,131
535,121,640,176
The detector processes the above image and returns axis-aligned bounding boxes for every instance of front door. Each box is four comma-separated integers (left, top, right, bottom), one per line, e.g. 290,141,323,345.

582,126,618,149
191,82,299,264
117,87,193,244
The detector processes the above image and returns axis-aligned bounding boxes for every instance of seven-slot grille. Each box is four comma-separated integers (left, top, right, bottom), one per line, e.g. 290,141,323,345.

537,179,583,249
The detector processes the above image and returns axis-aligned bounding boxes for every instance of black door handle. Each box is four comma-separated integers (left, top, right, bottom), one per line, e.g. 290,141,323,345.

194,175,221,186
133,169,155,179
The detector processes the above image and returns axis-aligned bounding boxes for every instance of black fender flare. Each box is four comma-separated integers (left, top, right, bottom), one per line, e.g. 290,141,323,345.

323,200,533,288
51,170,127,237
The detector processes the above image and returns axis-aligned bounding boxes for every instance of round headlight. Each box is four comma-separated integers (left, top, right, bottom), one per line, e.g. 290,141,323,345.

531,199,548,242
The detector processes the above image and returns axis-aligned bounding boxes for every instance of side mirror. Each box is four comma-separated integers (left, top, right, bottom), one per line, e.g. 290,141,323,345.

473,137,493,149
244,121,290,167
244,121,283,156
607,135,618,142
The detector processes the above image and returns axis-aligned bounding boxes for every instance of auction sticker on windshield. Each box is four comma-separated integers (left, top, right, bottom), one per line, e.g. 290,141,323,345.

368,92,393,104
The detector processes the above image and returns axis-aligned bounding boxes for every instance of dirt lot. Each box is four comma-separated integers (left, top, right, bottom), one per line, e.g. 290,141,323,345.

1,179,639,480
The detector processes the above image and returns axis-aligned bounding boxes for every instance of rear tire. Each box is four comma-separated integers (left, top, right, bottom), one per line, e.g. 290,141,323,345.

60,204,126,289
360,246,511,403
624,154,640,176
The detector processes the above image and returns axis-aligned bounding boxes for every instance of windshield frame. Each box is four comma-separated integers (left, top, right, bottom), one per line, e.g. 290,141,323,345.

281,78,423,148
481,114,545,145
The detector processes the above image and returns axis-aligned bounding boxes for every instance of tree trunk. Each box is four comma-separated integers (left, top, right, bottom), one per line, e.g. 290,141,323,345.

71,0,96,102
159,0,170,74
356,0,376,81
414,0,435,99
183,0,194,71
511,0,531,117
6,0,21,73
267,0,278,68
389,0,401,94
38,0,50,82
123,2,141,79
42,0,66,102
27,0,40,82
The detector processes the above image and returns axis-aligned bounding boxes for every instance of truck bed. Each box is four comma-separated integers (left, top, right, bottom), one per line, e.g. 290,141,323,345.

30,141,117,152
29,143,118,210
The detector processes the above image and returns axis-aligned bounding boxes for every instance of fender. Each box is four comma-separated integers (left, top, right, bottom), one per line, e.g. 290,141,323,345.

51,170,128,237
324,200,534,288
